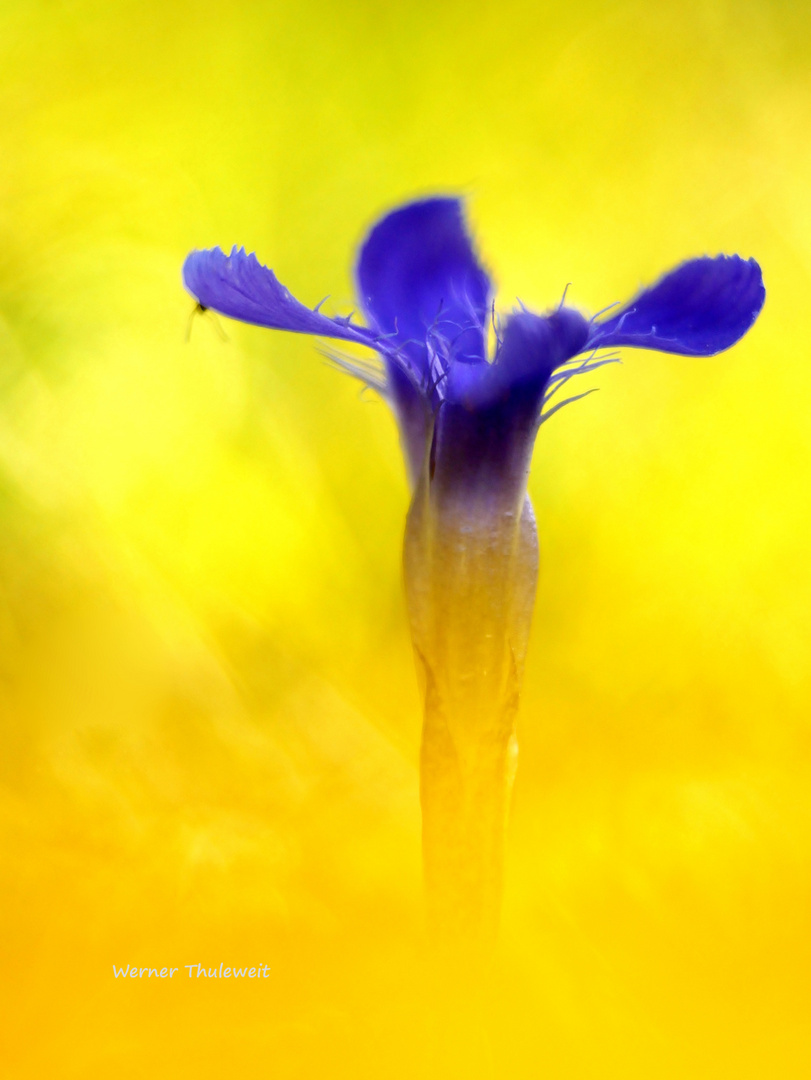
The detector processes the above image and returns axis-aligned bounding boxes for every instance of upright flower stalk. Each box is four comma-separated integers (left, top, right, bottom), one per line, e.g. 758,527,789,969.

405,446,539,944
183,198,764,946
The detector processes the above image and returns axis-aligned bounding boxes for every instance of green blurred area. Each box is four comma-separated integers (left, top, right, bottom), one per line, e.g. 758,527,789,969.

1,0,811,1076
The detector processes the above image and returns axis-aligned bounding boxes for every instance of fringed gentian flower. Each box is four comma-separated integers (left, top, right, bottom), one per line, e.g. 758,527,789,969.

183,199,764,946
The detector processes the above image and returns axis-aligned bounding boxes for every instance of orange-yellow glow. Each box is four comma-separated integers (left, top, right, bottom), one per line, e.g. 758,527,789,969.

1,1,810,1076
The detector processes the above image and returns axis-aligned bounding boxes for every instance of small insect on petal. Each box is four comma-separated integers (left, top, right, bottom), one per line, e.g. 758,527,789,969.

185,302,228,342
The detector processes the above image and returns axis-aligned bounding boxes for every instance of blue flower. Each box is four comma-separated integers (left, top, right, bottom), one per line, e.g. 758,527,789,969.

183,198,765,943
182,197,764,498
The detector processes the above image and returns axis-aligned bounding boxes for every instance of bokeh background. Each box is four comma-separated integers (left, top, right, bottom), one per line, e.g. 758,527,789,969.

1,0,810,1075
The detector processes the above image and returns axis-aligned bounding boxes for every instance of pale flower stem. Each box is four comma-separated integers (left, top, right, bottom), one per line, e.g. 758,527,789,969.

405,479,538,946
420,698,519,945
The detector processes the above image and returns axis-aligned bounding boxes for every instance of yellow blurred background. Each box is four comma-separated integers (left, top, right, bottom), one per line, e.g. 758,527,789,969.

1,0,810,1075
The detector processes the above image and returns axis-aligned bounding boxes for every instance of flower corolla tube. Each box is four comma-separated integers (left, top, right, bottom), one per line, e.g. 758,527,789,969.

183,198,764,944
